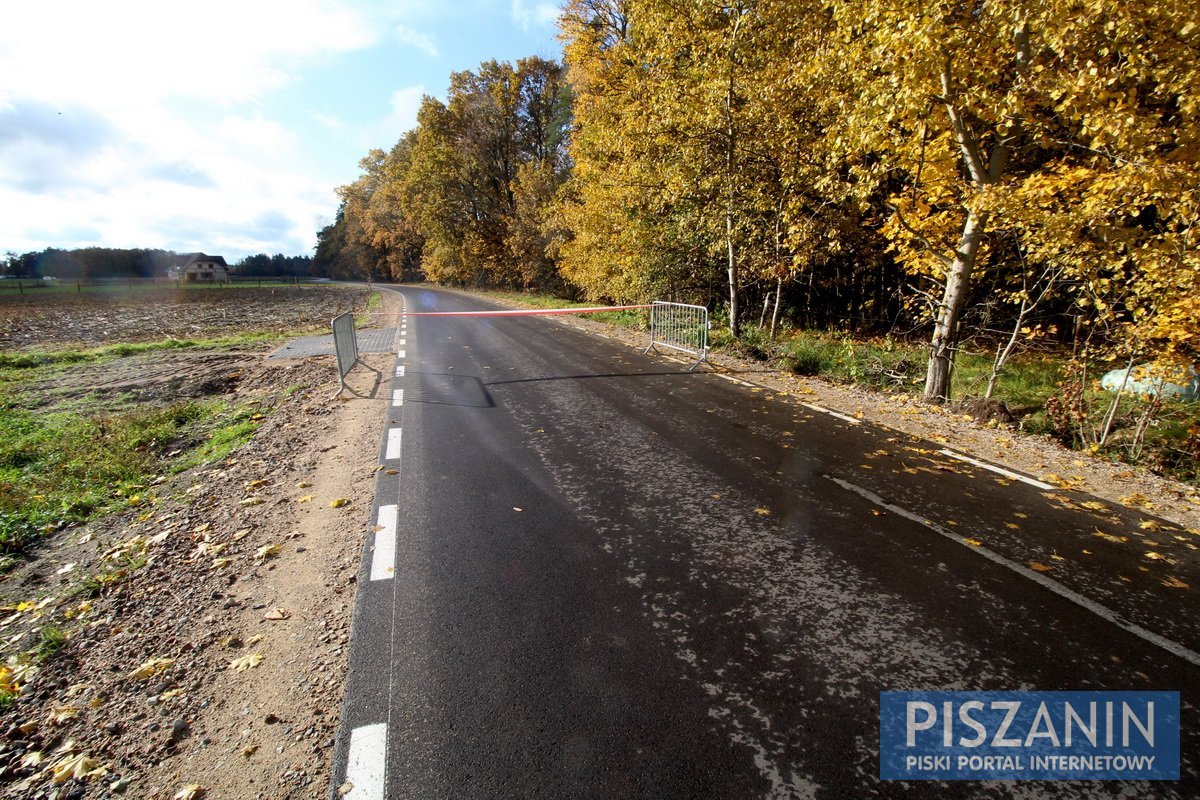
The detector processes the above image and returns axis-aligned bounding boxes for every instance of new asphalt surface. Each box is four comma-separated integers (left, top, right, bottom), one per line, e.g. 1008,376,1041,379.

331,286,1199,799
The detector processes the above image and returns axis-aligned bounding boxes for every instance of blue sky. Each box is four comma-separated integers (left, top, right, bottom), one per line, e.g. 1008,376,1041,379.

0,0,563,260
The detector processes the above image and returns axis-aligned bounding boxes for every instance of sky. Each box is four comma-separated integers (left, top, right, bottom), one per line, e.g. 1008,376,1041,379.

0,0,563,261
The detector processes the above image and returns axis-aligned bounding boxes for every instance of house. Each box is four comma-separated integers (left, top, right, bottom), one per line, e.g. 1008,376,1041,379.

169,253,230,283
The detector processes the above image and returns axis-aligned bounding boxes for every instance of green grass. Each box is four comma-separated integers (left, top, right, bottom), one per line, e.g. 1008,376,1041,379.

0,396,263,556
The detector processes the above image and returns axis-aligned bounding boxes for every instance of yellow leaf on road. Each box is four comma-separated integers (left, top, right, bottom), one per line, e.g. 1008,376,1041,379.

229,653,263,672
175,784,205,799
330,498,350,508
255,544,282,562
963,538,984,547
1028,562,1054,572
128,657,174,681
297,495,315,503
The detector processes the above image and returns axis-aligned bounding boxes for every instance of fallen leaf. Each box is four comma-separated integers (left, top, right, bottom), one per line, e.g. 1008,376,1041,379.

1139,519,1165,532
330,498,350,508
296,481,312,489
1079,501,1108,511
1094,531,1129,544
297,495,315,504
232,528,252,541
229,653,263,672
242,744,259,758
1028,562,1054,572
47,705,79,724
244,479,268,490
247,634,264,646
754,508,771,516
49,752,104,783
174,784,205,799
255,544,282,562
128,657,174,681
1162,577,1190,589
263,608,291,621
238,497,264,507
19,751,43,768
513,507,523,512
211,558,232,569
963,538,984,547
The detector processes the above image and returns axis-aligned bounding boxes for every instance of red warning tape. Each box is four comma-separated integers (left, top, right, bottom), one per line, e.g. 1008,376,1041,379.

399,304,652,317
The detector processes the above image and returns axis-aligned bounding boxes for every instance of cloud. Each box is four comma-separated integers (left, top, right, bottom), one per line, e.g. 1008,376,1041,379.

510,0,559,31
0,100,121,193
0,1,378,110
370,85,426,148
395,25,439,58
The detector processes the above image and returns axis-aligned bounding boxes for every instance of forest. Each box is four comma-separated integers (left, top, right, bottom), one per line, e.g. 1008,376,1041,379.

316,0,1197,413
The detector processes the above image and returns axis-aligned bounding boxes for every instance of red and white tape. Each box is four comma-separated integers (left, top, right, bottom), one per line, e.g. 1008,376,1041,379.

398,304,652,317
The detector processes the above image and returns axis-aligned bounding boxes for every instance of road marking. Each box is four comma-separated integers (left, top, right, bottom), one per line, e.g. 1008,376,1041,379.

397,349,406,358
825,475,1200,668
392,389,404,407
395,365,405,377
937,448,1054,490
370,505,398,581
344,723,387,799
398,338,406,346
717,374,755,387
801,402,862,425
385,428,402,460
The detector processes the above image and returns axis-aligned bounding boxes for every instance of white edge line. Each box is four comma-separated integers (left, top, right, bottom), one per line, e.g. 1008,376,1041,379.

385,427,402,460
370,505,398,581
938,448,1054,490
344,722,387,799
717,374,754,387
801,402,862,425
392,389,404,408
825,474,1200,668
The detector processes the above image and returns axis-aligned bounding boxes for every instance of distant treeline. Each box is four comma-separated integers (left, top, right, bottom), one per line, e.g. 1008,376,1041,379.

1,248,314,280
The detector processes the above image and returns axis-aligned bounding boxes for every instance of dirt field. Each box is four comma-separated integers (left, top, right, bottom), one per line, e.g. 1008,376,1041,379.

0,287,395,798
0,286,371,349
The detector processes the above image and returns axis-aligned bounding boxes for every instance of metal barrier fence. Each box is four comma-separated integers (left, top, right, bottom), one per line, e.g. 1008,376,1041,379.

644,301,710,371
332,312,360,395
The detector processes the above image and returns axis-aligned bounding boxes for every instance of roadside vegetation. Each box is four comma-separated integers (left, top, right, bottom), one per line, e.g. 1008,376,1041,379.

0,369,265,563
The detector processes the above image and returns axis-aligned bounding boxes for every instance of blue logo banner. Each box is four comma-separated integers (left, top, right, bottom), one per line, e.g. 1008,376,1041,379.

880,691,1180,780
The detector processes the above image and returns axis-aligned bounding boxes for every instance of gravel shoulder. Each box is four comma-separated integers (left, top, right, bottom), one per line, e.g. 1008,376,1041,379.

0,294,398,798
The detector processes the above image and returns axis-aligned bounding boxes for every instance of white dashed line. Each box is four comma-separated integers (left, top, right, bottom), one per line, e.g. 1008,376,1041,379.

370,505,398,581
397,349,406,358
391,389,404,407
395,365,405,377
801,402,862,425
825,475,1200,668
385,428,402,460
937,449,1054,490
344,723,387,799
398,338,406,346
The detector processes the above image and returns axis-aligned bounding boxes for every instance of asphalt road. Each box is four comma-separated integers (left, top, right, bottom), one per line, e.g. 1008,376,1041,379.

331,286,1199,799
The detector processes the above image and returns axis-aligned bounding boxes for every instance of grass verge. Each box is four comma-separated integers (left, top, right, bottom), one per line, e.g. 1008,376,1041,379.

0,395,263,558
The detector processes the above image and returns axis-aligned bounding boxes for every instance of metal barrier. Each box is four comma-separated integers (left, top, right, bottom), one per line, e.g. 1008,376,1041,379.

644,301,710,371
332,312,360,396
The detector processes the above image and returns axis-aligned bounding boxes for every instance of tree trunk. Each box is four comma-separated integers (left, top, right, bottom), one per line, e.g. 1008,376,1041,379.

923,208,988,402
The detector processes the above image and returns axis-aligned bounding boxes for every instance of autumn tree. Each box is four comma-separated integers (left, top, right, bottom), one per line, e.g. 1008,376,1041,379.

816,1,1199,400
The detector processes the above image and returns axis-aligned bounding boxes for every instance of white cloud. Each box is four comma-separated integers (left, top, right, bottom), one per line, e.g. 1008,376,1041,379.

369,85,426,148
510,0,559,31
395,25,440,58
0,1,378,110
